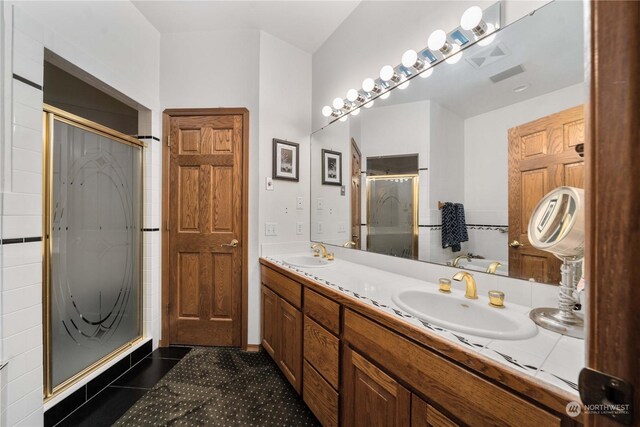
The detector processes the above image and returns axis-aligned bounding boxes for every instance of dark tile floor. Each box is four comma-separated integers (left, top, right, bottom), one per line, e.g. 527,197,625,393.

56,346,192,427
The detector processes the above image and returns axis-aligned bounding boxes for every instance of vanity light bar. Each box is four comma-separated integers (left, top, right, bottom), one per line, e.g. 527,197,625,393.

321,2,501,122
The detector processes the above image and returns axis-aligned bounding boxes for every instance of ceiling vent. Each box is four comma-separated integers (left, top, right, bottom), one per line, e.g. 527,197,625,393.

465,43,510,69
489,65,526,83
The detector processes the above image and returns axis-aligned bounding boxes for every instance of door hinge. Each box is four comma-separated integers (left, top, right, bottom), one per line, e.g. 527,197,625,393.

165,220,170,231
579,367,634,424
165,303,170,315
167,135,171,147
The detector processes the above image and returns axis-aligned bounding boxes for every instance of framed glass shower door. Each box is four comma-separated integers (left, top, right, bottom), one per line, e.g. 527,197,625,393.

43,105,144,397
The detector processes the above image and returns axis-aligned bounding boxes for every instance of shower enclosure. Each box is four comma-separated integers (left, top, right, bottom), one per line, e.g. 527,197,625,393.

366,174,419,259
43,105,143,397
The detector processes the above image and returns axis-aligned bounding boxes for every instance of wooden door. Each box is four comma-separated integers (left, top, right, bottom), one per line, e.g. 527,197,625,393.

508,105,585,284
342,346,411,427
277,298,302,393
351,138,362,249
167,111,247,346
261,285,277,358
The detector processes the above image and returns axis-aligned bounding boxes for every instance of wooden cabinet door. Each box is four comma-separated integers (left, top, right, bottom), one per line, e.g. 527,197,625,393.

411,395,459,427
261,285,278,359
508,105,584,283
277,298,302,393
342,346,411,427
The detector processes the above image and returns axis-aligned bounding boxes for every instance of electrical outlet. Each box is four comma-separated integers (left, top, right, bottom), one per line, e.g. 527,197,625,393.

316,222,324,234
338,222,346,233
317,198,325,210
265,177,274,191
296,222,303,235
265,222,277,236
296,197,303,210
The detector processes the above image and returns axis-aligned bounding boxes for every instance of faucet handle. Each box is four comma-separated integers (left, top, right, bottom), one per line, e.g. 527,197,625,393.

488,290,505,308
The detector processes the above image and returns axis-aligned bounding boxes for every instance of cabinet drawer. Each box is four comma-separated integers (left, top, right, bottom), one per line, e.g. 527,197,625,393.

343,310,561,427
303,360,339,427
261,265,301,309
304,288,340,335
304,316,339,389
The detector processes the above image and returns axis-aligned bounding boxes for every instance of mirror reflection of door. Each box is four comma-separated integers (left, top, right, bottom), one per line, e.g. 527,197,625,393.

351,139,362,249
508,105,585,283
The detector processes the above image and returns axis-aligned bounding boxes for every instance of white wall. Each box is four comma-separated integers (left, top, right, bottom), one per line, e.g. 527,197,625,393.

257,31,312,341
1,2,161,425
312,0,551,131
428,102,465,263
463,82,586,261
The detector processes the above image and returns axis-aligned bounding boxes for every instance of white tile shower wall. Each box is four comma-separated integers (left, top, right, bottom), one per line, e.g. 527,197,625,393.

0,2,162,425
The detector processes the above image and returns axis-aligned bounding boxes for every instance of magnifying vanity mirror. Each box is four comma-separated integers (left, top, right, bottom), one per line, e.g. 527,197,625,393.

310,0,586,287
528,186,585,338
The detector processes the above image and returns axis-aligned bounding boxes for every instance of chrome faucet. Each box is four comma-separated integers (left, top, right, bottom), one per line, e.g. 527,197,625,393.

343,241,356,248
452,271,478,299
452,254,472,267
486,261,502,274
311,243,328,258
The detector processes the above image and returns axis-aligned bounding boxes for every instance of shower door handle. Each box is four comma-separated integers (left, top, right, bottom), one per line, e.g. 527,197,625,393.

221,239,239,248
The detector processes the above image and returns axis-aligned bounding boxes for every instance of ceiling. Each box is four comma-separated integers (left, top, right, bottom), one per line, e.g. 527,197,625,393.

355,0,585,119
132,0,361,53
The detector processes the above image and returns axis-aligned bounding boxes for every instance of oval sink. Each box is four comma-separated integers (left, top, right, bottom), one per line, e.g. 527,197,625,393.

392,287,538,340
284,255,331,268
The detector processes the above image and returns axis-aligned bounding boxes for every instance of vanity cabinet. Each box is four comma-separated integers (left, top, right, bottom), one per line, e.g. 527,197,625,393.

342,346,411,427
259,261,577,427
260,266,303,393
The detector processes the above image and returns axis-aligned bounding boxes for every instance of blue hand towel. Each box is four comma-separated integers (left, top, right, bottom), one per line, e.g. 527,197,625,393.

441,202,468,252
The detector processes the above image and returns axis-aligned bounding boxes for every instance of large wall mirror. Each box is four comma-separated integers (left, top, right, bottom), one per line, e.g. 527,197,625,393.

310,1,586,285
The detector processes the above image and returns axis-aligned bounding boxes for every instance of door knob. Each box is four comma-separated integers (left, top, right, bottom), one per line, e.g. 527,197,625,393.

509,240,524,248
221,239,239,248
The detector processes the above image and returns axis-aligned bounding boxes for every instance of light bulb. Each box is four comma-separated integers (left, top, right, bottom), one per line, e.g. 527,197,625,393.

322,106,333,117
364,100,374,108
428,29,449,52
380,91,390,100
346,89,359,103
477,23,497,46
332,97,344,110
339,115,348,122
460,6,484,32
350,108,360,116
362,78,377,93
379,65,398,82
401,49,423,69
419,67,433,79
445,44,463,64
398,76,410,90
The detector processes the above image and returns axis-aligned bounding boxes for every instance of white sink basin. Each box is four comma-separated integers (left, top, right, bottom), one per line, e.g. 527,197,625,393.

284,255,331,268
392,287,537,340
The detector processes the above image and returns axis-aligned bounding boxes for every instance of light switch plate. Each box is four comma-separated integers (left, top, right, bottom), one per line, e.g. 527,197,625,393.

265,177,274,191
265,222,277,236
316,222,323,234
317,198,325,210
296,222,303,235
338,222,346,233
296,197,303,210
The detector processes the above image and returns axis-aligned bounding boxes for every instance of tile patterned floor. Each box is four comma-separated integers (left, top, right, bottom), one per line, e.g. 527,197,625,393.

55,346,192,426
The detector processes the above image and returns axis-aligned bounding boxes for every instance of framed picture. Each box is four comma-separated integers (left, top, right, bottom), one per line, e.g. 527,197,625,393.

272,139,299,181
322,149,342,186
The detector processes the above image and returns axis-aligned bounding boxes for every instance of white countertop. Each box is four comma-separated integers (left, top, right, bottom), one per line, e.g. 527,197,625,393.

264,253,584,397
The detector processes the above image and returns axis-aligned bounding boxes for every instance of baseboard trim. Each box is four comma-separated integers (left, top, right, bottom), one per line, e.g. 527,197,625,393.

245,344,261,353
